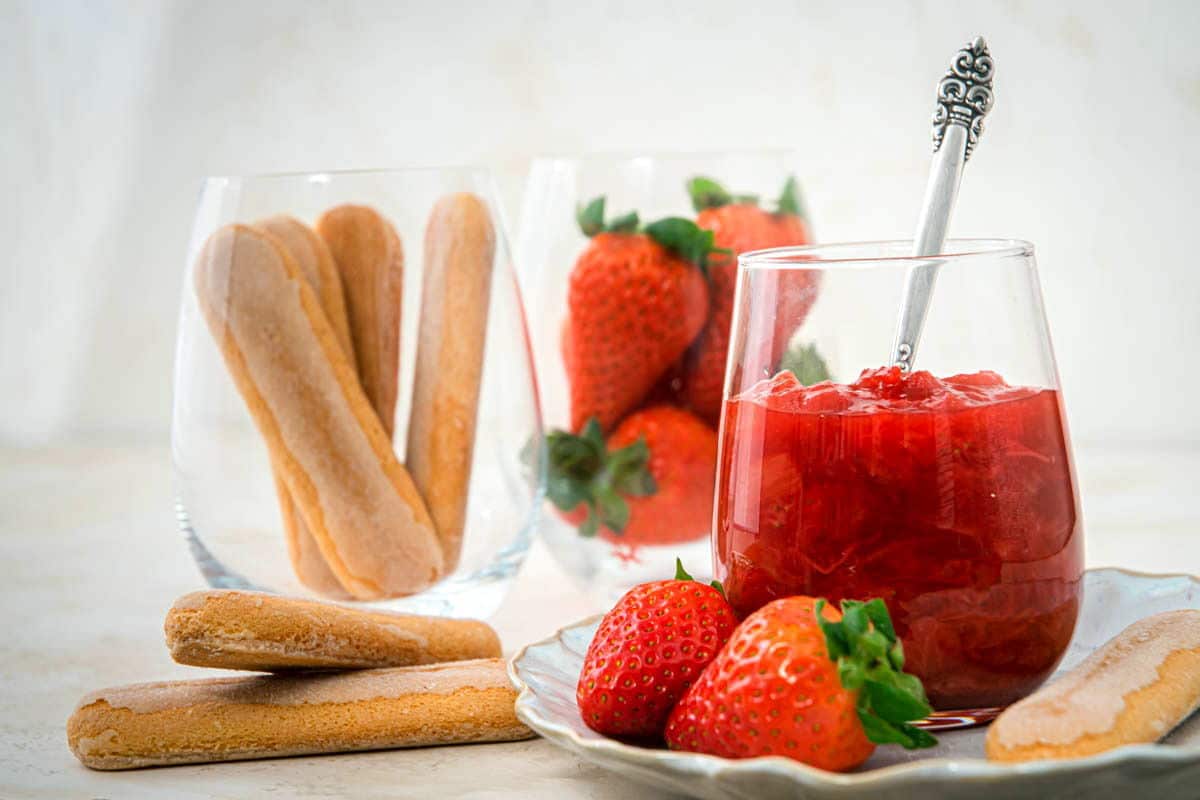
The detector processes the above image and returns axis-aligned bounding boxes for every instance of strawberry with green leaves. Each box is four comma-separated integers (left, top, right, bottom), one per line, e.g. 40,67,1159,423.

546,406,716,546
665,596,935,771
564,197,714,433
577,560,738,739
690,175,812,255
675,176,817,424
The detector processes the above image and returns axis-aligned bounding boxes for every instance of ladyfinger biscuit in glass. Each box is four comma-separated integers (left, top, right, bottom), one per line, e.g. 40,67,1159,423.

192,224,443,598
67,659,532,770
271,475,351,599
254,216,357,599
986,609,1200,762
316,205,404,438
255,215,355,362
165,589,500,671
407,193,496,572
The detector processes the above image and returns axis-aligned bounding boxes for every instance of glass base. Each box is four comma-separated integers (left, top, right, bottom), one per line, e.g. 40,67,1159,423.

913,707,1003,731
177,497,529,619
540,514,714,608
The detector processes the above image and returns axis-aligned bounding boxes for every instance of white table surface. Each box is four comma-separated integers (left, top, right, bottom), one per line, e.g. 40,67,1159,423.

1,441,1196,799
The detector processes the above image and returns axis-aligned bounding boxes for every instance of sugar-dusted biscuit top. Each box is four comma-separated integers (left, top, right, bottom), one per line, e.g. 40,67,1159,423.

68,658,533,770
987,609,1200,762
165,589,501,671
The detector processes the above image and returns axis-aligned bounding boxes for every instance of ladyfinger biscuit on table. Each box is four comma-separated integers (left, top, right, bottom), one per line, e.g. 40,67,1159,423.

316,205,404,438
193,225,443,599
986,609,1200,762
254,216,356,598
165,589,501,671
67,659,533,770
406,193,496,572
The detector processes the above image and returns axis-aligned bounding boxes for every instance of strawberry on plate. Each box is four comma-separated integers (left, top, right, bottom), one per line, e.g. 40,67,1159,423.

665,596,936,771
545,406,716,546
577,560,738,739
564,197,714,433
676,176,817,424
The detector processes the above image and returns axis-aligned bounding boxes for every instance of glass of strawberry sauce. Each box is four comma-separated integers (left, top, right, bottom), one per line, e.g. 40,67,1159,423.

715,240,1082,717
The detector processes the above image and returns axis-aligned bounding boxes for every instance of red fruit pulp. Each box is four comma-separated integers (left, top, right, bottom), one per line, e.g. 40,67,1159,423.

714,367,1083,709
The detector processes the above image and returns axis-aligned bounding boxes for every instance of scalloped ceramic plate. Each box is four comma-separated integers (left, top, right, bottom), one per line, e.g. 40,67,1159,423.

509,568,1200,800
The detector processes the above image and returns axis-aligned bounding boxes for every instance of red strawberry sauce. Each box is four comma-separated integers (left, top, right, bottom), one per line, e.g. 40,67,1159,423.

714,367,1083,709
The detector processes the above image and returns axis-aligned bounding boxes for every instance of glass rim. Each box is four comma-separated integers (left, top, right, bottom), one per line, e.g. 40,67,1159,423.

200,163,496,184
739,238,1034,268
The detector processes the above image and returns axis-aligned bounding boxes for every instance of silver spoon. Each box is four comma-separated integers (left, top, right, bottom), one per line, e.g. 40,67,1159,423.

891,36,995,371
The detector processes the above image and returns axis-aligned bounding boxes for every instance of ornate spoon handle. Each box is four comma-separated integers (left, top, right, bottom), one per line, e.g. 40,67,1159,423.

891,37,995,371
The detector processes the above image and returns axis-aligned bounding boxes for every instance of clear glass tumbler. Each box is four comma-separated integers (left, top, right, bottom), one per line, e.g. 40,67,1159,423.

517,151,813,603
716,240,1083,719
171,167,541,618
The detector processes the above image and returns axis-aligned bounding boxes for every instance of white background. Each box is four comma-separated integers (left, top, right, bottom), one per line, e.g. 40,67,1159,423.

3,0,1199,447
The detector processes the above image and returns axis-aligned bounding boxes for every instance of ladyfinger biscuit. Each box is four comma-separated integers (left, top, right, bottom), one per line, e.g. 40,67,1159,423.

272,478,351,599
255,217,356,599
193,225,443,599
986,609,1200,762
316,205,404,438
67,659,533,770
165,589,500,671
255,215,355,361
407,193,496,572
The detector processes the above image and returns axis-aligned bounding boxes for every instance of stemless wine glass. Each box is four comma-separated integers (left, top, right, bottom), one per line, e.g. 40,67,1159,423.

172,167,541,618
517,151,813,603
716,240,1083,722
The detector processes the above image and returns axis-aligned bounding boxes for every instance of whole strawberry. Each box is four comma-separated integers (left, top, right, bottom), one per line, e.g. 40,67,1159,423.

546,406,716,546
577,560,738,739
665,596,935,771
564,197,712,432
678,176,817,424
691,175,812,256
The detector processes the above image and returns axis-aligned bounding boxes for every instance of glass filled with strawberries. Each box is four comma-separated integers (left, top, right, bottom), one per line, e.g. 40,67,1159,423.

518,152,815,601
716,240,1083,717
